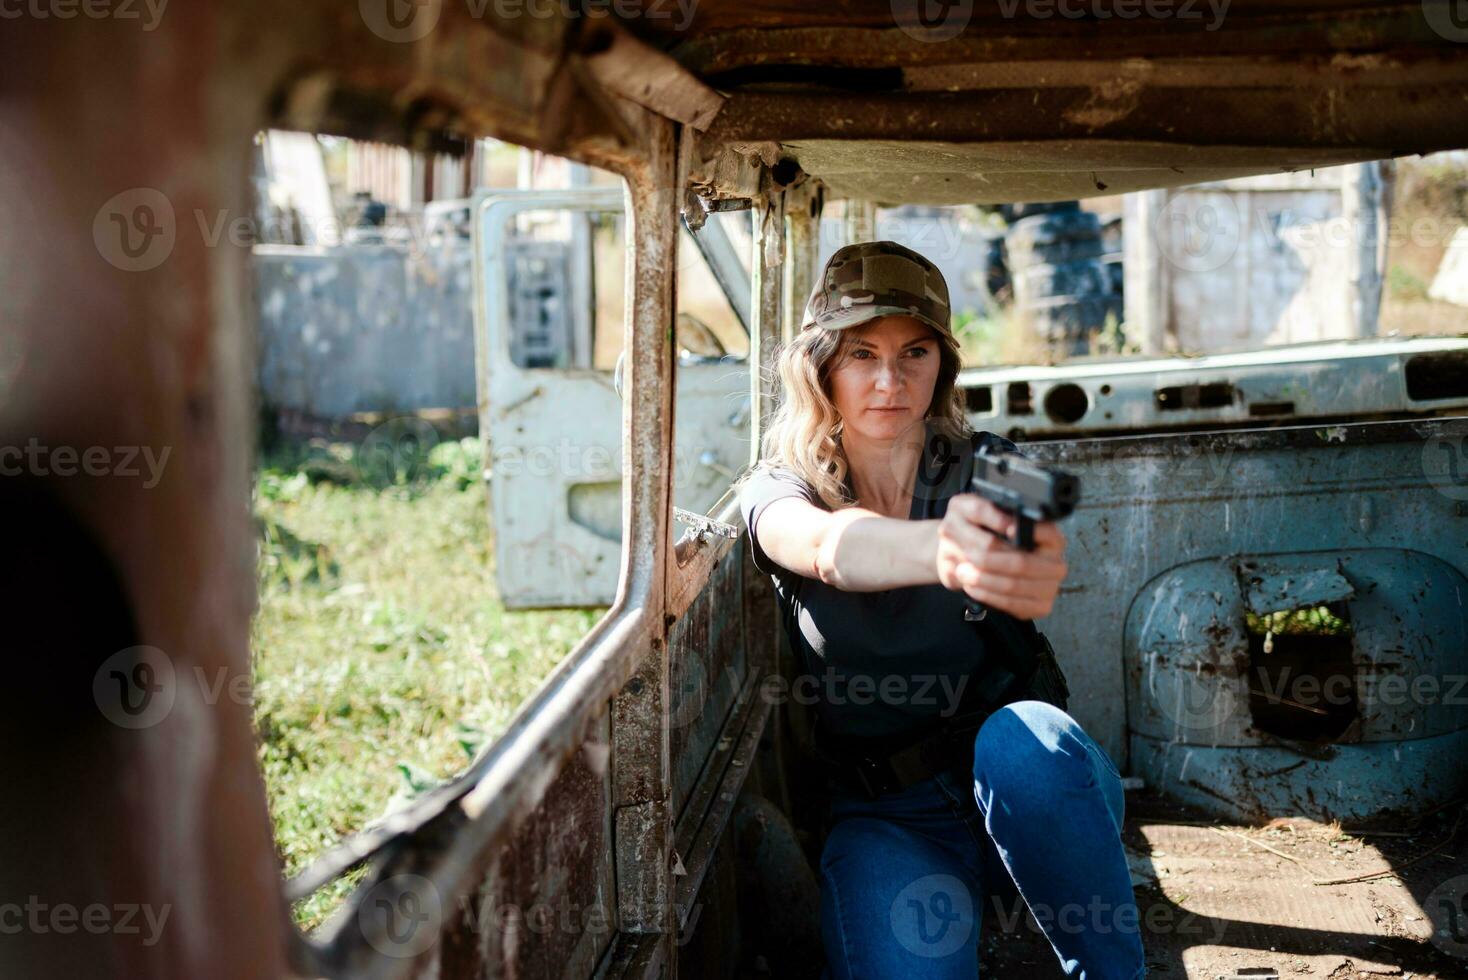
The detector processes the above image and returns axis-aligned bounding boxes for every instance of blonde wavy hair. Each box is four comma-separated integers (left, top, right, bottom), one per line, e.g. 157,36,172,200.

757,317,970,509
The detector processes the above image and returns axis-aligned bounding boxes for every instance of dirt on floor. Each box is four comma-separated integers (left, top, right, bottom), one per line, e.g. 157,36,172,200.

978,791,1468,980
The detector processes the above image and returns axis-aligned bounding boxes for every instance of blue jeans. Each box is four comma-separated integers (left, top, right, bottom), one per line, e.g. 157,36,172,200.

819,700,1146,980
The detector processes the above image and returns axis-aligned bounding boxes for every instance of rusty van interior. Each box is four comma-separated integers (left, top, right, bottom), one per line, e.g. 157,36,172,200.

5,3,1468,979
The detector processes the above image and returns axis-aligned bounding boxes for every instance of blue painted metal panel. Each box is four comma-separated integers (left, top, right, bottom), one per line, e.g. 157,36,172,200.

1130,729,1468,824
1019,416,1468,821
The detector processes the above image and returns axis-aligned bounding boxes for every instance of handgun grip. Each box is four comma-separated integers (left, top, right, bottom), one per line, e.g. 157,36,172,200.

960,515,1037,621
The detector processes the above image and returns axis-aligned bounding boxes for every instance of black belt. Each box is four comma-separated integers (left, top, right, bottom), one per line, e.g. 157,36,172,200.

817,635,1071,800
820,707,995,800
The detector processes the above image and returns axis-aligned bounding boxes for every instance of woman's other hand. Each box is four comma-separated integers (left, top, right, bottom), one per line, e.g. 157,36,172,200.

935,495,1069,620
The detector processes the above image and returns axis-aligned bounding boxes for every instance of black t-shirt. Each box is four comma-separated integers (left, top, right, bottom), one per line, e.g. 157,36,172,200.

739,426,1042,744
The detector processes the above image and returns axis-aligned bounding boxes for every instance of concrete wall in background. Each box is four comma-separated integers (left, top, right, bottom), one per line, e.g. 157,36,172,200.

1124,163,1389,355
253,239,476,417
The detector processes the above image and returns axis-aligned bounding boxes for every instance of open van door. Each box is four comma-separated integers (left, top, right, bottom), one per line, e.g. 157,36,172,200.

473,188,751,607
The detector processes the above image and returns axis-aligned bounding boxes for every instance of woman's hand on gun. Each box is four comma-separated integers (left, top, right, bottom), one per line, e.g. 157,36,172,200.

935,495,1069,621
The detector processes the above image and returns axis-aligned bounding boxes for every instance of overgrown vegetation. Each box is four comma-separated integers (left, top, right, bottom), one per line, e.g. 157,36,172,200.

1246,604,1353,637
251,433,603,928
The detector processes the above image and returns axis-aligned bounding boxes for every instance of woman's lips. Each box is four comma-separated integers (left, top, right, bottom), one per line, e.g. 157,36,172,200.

868,406,909,413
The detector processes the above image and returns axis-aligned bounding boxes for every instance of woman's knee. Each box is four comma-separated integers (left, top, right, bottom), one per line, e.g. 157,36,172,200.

972,700,1093,795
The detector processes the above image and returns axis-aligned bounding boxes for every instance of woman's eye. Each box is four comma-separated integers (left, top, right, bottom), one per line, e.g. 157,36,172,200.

906,346,930,358
851,349,872,359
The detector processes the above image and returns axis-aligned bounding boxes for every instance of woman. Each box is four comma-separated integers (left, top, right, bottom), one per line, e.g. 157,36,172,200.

738,241,1146,979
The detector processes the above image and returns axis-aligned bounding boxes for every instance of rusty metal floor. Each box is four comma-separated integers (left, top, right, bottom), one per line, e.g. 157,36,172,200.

978,791,1468,980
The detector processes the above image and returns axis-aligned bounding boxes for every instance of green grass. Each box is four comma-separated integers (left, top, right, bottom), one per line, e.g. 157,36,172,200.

953,308,1007,366
1387,264,1431,303
251,434,604,928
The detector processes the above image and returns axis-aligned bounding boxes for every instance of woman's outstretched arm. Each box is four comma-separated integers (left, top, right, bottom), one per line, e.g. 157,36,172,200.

754,494,1069,620
755,496,941,591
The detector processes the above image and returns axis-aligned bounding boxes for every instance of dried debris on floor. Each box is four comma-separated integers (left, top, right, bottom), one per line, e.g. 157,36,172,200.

979,792,1467,979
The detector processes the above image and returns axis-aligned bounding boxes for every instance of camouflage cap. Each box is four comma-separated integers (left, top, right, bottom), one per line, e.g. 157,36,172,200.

802,240,952,337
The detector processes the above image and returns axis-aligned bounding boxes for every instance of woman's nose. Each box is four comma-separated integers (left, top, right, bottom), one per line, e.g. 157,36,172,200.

874,360,900,391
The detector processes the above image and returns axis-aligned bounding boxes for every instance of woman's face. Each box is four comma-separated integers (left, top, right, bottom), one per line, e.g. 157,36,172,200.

826,315,942,443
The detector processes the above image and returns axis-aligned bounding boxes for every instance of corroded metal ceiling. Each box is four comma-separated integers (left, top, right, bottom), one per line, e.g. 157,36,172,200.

628,0,1468,203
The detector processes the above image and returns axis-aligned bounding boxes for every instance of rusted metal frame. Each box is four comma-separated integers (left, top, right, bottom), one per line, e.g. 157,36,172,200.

16,9,684,980
782,181,822,343
699,82,1468,150
669,498,744,621
258,11,697,961
664,137,748,616
296,612,646,979
671,673,762,871
750,179,786,465
610,111,681,939
289,104,682,980
742,176,792,814
2,10,320,980
902,54,1468,92
263,18,609,161
672,675,772,931
255,0,724,162
582,20,725,130
592,930,666,980
667,4,1455,74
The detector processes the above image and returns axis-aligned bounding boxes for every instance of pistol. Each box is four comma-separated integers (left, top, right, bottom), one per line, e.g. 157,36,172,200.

963,450,1081,621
